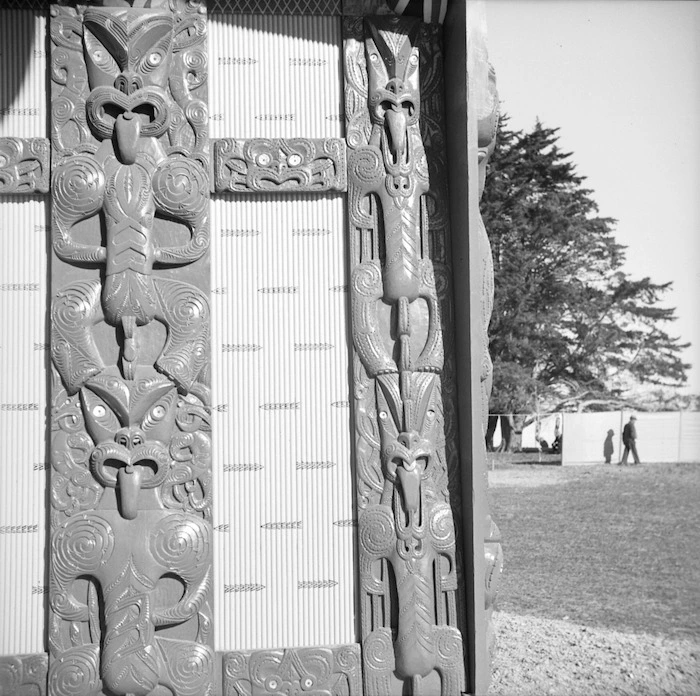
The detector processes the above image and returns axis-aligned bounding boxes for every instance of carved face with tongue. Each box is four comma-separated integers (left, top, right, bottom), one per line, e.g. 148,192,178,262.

83,7,174,162
365,16,421,168
80,371,178,519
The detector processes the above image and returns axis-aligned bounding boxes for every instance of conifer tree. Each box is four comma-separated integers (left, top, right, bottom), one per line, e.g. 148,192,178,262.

481,119,689,449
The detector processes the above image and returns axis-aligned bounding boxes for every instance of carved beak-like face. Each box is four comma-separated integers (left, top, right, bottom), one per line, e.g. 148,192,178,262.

386,430,431,514
375,79,418,166
365,18,421,166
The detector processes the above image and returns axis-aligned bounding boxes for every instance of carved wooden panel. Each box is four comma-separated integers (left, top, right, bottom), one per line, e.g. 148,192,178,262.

0,138,49,195
213,138,346,193
0,654,48,696
48,3,213,694
223,645,362,695
344,16,465,695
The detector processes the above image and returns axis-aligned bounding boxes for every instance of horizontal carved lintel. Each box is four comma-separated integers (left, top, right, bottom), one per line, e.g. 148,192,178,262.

213,138,347,194
0,653,48,695
223,644,362,695
0,138,50,196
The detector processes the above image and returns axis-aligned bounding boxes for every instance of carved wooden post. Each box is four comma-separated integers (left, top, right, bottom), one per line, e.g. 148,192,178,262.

47,2,213,693
345,15,467,695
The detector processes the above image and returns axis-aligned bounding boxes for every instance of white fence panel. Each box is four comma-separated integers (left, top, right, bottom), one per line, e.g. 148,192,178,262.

561,411,700,465
625,412,681,464
679,412,700,462
561,412,623,465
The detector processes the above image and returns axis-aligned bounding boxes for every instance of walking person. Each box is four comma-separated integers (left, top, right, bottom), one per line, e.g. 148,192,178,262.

620,415,641,465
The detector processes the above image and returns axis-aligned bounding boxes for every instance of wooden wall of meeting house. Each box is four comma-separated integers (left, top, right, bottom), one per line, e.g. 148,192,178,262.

0,0,499,694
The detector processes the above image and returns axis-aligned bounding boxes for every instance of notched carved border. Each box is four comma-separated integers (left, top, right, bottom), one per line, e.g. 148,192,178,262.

0,138,50,195
0,654,48,696
223,645,362,696
213,138,347,194
209,0,341,14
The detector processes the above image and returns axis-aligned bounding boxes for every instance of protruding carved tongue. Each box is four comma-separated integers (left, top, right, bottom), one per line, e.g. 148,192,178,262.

115,112,140,165
384,107,407,164
397,464,421,513
118,466,142,520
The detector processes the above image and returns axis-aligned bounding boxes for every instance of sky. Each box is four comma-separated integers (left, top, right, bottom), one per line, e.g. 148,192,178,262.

484,0,700,392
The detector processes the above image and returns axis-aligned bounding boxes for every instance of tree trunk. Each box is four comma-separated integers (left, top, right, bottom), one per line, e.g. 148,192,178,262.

511,414,527,452
499,414,525,452
499,415,512,452
486,415,498,451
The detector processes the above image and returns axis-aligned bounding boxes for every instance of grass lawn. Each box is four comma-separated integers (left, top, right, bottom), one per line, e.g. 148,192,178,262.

488,462,700,640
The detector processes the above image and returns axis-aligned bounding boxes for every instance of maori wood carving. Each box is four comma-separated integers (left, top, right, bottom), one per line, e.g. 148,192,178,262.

0,137,50,195
0,654,48,696
213,137,347,193
344,16,465,695
223,645,362,696
48,3,213,694
477,64,504,657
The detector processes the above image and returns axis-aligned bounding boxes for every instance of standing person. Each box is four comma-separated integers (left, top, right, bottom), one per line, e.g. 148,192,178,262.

621,415,641,465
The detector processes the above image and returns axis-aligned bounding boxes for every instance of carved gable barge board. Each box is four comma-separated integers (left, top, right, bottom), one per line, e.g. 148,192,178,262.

48,2,213,694
443,0,502,693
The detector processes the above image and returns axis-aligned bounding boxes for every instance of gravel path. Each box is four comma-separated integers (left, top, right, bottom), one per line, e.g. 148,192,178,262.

489,611,700,695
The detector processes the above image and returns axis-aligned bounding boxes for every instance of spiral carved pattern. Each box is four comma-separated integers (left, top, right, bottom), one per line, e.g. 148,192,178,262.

363,630,394,672
51,281,101,333
51,48,71,86
161,641,213,696
224,652,247,679
351,262,382,299
149,513,210,573
52,156,105,218
158,282,209,343
184,48,207,75
185,100,208,129
429,503,456,551
153,156,208,219
52,513,114,583
348,146,383,187
436,627,462,666
48,646,100,696
335,644,361,674
0,138,21,166
359,505,395,559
